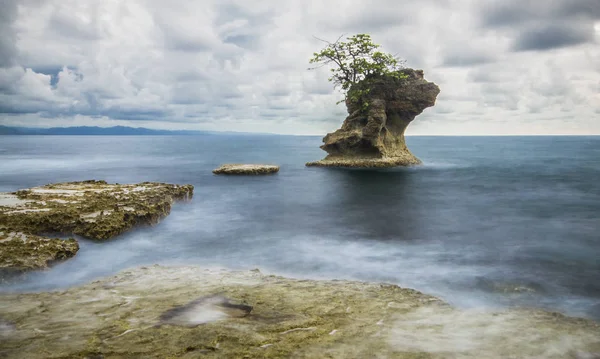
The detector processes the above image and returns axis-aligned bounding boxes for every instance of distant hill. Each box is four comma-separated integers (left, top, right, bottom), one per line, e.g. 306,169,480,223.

0,125,220,136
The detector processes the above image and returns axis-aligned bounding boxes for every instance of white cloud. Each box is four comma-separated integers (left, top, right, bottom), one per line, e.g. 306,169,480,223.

0,0,598,135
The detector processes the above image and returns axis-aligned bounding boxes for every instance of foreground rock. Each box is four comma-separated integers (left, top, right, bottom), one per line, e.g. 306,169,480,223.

0,180,193,275
213,164,280,175
306,69,440,168
0,265,598,358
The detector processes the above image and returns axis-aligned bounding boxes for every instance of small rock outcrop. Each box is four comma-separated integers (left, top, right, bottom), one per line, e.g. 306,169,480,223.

213,164,279,175
0,180,193,276
306,69,440,168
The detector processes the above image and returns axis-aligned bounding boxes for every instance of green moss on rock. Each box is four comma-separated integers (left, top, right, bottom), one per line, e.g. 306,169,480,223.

0,181,193,275
0,231,78,278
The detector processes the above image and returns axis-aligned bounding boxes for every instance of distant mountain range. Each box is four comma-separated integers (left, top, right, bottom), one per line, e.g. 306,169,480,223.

0,125,243,136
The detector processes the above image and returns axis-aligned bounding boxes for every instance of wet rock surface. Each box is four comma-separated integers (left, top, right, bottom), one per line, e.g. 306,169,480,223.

213,164,280,175
0,180,193,275
307,69,440,168
0,231,78,276
159,294,253,327
0,265,598,358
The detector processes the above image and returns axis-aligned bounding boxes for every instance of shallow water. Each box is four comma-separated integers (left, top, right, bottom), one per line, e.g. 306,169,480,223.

1,135,599,320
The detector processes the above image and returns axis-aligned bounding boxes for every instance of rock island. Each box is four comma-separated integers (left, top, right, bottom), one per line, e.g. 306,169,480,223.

307,69,439,168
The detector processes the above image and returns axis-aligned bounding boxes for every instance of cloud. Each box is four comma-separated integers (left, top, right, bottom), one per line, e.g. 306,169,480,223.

479,0,599,52
0,0,598,135
0,0,18,67
513,23,595,51
442,53,495,67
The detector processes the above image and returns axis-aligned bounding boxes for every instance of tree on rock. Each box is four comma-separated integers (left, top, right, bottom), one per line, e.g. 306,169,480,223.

308,34,406,100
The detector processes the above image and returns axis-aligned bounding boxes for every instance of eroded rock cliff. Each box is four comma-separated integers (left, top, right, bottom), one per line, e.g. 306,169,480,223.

306,69,440,167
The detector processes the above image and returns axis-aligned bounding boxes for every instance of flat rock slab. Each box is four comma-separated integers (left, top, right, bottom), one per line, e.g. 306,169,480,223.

213,164,280,175
0,180,193,275
306,156,421,168
0,265,598,359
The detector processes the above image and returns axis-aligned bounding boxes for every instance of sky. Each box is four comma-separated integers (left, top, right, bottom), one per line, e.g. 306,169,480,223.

0,0,599,135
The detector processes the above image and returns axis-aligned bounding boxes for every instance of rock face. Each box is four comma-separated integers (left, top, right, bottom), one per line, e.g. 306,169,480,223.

213,164,280,175
0,265,598,358
0,180,193,276
306,69,440,168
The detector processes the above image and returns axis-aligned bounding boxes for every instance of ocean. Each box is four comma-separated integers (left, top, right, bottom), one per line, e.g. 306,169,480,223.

1,135,599,320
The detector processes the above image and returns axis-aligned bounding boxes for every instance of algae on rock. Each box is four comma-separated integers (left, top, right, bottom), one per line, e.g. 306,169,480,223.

0,180,193,276
0,231,78,277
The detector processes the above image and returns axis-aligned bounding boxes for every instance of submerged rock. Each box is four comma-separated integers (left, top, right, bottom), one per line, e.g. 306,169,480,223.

306,69,440,168
0,180,193,275
0,265,598,358
213,164,280,175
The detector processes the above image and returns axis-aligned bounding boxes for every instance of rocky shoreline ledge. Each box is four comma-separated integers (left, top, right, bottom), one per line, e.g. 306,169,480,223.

0,180,193,276
0,265,598,358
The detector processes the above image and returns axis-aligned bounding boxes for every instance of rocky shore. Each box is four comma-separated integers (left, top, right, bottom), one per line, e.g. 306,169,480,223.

0,265,598,358
0,180,193,276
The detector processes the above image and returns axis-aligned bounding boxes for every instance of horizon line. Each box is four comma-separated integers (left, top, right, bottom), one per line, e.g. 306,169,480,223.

1,125,599,137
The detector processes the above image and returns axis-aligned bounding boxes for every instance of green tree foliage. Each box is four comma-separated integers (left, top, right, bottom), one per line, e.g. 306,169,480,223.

308,34,406,100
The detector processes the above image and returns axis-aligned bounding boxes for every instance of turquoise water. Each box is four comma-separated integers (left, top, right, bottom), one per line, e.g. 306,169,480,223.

1,135,599,320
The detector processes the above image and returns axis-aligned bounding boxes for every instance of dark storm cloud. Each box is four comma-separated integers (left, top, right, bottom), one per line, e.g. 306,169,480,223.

557,0,600,19
481,0,600,27
513,23,595,51
0,104,37,114
480,2,534,28
0,0,18,67
30,66,63,87
479,0,599,51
